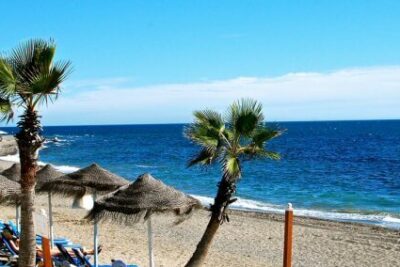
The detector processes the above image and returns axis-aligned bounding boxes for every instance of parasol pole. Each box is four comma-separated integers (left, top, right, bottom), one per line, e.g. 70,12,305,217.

147,216,155,267
94,192,99,267
48,192,54,248
15,204,20,233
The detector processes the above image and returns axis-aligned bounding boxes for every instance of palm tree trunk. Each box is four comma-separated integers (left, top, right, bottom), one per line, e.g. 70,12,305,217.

185,177,236,267
184,213,221,267
18,186,36,267
16,107,42,267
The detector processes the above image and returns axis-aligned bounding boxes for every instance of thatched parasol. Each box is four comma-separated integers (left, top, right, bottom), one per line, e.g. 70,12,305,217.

87,173,201,223
0,174,21,204
39,163,129,267
86,173,201,267
0,174,21,232
36,164,64,247
36,164,63,190
0,163,20,182
39,163,128,198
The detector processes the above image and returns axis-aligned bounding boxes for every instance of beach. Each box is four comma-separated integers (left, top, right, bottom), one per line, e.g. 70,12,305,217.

1,159,399,267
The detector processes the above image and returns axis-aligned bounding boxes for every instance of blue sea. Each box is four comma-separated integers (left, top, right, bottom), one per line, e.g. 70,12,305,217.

1,120,400,228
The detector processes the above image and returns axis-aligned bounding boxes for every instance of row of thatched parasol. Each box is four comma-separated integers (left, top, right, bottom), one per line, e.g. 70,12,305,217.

0,163,201,267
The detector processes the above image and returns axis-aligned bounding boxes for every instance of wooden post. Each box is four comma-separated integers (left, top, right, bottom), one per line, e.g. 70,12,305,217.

41,236,53,267
283,203,293,267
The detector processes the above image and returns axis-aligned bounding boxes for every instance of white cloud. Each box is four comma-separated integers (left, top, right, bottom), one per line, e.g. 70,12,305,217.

39,66,400,125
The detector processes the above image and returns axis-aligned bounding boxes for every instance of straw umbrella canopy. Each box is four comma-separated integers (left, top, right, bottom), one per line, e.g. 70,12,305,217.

35,164,63,190
0,174,21,205
35,164,64,247
39,163,129,267
0,163,20,183
86,173,202,267
39,163,128,198
0,164,22,231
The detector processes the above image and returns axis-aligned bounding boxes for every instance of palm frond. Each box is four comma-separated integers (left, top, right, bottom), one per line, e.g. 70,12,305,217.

0,58,17,97
9,39,47,86
188,148,218,167
185,99,281,182
222,154,241,180
37,43,56,72
240,145,281,160
185,109,224,149
1,39,72,109
31,60,72,107
193,110,224,129
228,98,264,137
251,127,282,147
238,126,282,159
0,97,14,122
257,150,281,160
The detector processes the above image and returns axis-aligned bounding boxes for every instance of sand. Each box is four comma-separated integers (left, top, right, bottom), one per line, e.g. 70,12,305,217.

0,160,399,266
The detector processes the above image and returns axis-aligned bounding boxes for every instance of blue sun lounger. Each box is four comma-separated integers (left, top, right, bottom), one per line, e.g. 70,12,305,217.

0,248,17,266
0,234,45,264
5,221,79,247
72,247,138,267
0,233,77,266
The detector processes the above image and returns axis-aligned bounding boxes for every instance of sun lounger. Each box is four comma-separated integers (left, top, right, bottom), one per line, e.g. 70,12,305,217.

4,221,77,247
0,250,17,266
0,235,17,257
0,233,67,266
55,243,82,266
72,248,138,267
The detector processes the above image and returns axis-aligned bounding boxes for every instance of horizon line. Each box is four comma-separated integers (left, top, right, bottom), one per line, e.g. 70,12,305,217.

1,118,400,128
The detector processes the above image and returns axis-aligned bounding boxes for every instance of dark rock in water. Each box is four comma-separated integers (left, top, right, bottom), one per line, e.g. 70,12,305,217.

0,135,18,156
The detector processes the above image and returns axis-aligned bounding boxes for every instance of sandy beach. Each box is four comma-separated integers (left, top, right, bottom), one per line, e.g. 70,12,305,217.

0,159,399,267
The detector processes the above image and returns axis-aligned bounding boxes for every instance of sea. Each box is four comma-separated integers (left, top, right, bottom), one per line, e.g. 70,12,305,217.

1,120,399,228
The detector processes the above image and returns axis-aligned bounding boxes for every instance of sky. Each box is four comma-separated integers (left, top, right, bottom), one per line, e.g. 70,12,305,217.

1,0,400,125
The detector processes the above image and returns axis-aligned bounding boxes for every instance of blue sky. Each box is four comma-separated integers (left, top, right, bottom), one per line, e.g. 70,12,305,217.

1,1,400,125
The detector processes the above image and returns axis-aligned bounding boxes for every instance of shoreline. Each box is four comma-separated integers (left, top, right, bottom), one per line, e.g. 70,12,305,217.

0,154,399,230
0,158,399,266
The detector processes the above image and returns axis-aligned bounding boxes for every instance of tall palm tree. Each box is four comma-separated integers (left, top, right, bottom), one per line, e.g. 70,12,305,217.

0,39,72,267
184,98,281,267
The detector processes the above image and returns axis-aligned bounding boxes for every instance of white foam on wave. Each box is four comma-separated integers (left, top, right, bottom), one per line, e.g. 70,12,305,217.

0,154,20,162
53,165,79,174
37,160,78,173
1,153,399,229
0,153,79,174
292,208,400,228
191,194,400,229
382,216,400,224
135,164,160,168
0,130,8,135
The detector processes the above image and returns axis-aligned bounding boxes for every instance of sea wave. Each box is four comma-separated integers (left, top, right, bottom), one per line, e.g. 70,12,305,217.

135,164,158,168
53,165,79,173
191,194,400,229
0,130,8,135
0,153,79,174
0,154,20,162
1,153,399,229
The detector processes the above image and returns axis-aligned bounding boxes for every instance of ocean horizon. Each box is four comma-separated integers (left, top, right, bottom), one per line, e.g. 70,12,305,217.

1,120,400,228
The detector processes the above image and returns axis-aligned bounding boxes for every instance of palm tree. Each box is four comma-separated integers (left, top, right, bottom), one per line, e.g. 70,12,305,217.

0,39,72,267
184,98,281,267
